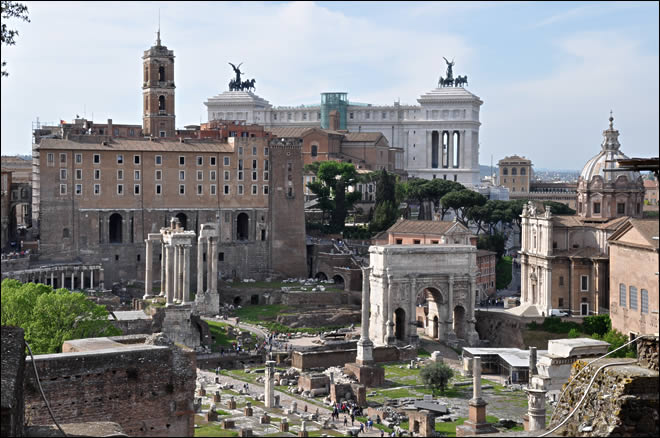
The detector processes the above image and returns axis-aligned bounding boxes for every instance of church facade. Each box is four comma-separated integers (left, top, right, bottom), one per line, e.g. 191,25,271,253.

204,73,483,185
517,116,644,317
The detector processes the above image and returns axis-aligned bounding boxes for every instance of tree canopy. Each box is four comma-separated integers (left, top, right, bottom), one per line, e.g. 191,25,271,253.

306,161,362,232
440,189,487,227
420,362,454,396
1,279,121,354
1,1,30,77
369,169,399,232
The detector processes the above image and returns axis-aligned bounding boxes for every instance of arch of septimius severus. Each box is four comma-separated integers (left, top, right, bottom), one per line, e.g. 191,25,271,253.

365,245,480,347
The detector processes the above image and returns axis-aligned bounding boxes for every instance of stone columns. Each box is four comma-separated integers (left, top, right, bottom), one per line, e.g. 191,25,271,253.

473,357,482,400
71,271,75,290
455,356,497,436
90,270,94,289
264,360,275,408
385,271,395,345
525,388,547,431
165,244,174,306
467,274,480,346
408,277,419,346
160,242,166,296
50,272,54,288
210,237,218,292
197,236,205,294
356,267,374,365
177,245,184,302
447,274,456,339
173,244,180,303
80,270,84,290
206,237,213,292
529,347,538,376
183,245,191,304
144,239,153,299
99,268,104,290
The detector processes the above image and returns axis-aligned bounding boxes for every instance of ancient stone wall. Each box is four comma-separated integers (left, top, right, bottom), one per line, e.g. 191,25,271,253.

550,351,659,437
195,352,263,370
475,310,544,348
23,337,196,437
1,326,25,438
292,346,403,370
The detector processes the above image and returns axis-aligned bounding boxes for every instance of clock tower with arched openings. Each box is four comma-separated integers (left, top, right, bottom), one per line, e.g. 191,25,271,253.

142,30,175,137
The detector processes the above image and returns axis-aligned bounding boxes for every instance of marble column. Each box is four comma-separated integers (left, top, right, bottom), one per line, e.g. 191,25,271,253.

408,278,419,346
144,239,152,299
206,237,213,292
71,271,75,290
183,245,191,304
447,274,456,338
160,242,166,297
356,267,374,365
264,360,275,408
90,270,94,289
80,270,84,290
197,236,205,294
173,244,180,303
210,237,218,292
50,272,54,287
165,244,174,306
526,388,547,431
99,269,104,290
385,272,395,345
473,357,482,399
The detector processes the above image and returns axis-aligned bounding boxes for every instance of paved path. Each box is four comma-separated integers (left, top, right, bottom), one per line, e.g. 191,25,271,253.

202,316,269,339
199,369,384,437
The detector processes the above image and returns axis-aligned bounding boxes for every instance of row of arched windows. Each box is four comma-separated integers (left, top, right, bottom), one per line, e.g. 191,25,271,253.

502,167,527,176
143,65,167,82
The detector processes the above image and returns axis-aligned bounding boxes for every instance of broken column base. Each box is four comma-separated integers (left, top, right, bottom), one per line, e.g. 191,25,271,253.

344,362,385,387
455,398,498,436
298,431,309,438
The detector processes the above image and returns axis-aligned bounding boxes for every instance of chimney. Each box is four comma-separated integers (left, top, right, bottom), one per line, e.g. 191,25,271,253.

107,119,113,136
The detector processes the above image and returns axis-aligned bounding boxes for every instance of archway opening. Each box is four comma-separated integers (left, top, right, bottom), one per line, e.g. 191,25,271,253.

109,213,123,244
433,315,439,339
315,272,327,281
250,294,259,305
453,305,466,340
237,213,249,241
233,296,242,306
332,275,345,288
394,307,406,341
175,212,188,230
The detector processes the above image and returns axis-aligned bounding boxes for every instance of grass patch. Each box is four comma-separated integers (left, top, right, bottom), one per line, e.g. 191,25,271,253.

194,415,239,437
206,320,258,350
417,348,431,357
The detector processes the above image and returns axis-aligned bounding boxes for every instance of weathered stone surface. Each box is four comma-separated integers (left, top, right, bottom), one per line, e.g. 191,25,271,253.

24,421,125,437
551,357,659,437
1,326,25,438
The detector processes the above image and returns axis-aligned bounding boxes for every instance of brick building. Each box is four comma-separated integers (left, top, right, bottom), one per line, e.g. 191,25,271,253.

608,219,659,338
476,249,496,299
1,156,32,249
27,33,306,289
644,178,658,205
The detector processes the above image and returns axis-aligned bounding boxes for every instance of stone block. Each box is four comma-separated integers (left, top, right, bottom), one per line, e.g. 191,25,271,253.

213,391,222,402
244,407,253,417
222,419,235,429
239,428,253,437
260,415,270,424
205,410,218,422
280,419,289,432
227,398,237,409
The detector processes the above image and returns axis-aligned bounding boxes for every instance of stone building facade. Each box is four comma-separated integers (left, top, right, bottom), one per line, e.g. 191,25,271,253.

368,245,480,347
204,85,482,185
518,116,644,317
608,218,659,337
33,135,306,287
498,155,532,194
142,31,176,138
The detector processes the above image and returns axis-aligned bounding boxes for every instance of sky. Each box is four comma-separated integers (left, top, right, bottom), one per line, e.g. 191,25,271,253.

1,1,658,170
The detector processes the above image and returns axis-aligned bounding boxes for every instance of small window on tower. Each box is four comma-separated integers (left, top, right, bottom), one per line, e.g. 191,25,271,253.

158,66,165,81
159,95,166,111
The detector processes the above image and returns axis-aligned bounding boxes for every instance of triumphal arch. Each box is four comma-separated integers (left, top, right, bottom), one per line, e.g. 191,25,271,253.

367,245,480,347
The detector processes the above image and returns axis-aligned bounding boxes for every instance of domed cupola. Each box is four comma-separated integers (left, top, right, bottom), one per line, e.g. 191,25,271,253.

577,114,644,219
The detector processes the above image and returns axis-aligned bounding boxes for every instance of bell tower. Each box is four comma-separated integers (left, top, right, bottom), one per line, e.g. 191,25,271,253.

142,30,175,137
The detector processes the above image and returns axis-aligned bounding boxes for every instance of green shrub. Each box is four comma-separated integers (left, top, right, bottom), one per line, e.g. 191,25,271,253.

582,314,611,336
567,328,581,338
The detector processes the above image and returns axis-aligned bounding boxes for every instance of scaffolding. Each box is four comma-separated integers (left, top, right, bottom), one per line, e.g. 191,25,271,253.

320,92,348,130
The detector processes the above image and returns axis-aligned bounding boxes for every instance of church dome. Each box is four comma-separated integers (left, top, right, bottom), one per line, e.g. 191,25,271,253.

579,115,641,184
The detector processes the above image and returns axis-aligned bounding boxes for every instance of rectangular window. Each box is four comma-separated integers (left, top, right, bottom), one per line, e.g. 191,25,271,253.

94,184,100,195
75,184,82,195
197,170,203,181
134,170,140,180
263,171,269,181
94,169,101,180
47,153,54,164
210,184,216,195
179,170,185,181
155,184,162,195
210,156,216,166
134,155,140,165
238,184,243,195
581,275,588,291
252,171,257,181
155,155,162,165
558,298,564,307
60,169,67,180
302,112,307,120
396,239,403,245
238,159,243,170
252,184,257,195
95,154,101,164
59,184,67,195
179,156,185,165
413,239,421,244
617,203,625,214
559,276,564,286
75,153,82,164
60,153,67,163
117,154,123,164
238,171,243,181
252,146,257,156
263,185,269,195
197,156,203,166
641,289,648,313
155,170,162,180
223,185,230,195
264,147,268,156
238,147,243,156
619,283,626,307
264,159,269,170
593,202,601,214
117,184,123,195
179,184,185,195
134,184,140,195
224,171,230,181
197,184,203,195
224,156,230,166
210,170,216,181
75,169,82,180
629,286,638,310
219,252,224,261
252,159,257,169
117,169,123,180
